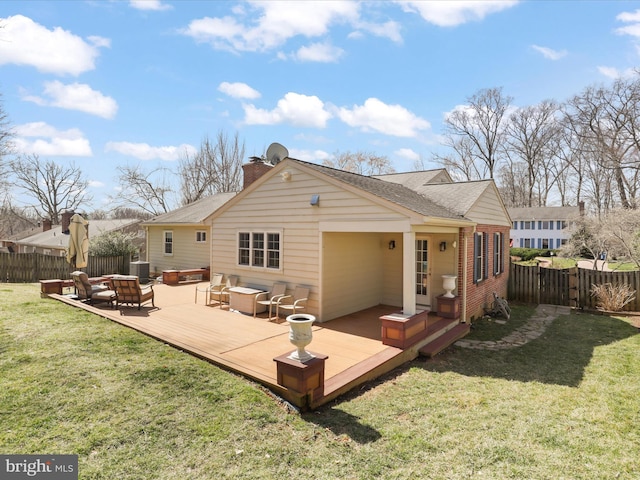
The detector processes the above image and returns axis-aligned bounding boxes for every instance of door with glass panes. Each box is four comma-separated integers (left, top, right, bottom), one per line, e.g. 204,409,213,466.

415,237,431,308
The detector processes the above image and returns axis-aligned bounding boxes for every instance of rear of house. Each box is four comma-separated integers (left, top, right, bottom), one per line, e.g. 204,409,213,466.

207,158,511,323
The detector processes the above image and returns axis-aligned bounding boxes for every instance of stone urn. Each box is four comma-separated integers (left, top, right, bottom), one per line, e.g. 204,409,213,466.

287,314,316,362
442,274,457,298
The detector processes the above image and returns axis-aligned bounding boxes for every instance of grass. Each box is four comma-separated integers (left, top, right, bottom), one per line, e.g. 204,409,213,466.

2,284,640,479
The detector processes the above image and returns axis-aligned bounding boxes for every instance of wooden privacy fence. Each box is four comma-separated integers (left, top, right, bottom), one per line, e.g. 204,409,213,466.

509,263,640,311
0,252,129,283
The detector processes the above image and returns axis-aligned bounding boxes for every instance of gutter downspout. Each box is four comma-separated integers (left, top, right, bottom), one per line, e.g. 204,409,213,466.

462,231,468,323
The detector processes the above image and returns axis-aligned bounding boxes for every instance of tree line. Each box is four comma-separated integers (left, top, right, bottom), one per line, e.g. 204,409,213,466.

435,72,640,215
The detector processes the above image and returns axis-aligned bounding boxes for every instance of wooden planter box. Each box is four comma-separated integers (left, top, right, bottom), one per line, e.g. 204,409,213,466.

437,295,461,319
380,310,430,349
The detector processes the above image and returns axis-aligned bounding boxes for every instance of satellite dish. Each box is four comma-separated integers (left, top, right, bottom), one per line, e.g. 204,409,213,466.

266,142,289,165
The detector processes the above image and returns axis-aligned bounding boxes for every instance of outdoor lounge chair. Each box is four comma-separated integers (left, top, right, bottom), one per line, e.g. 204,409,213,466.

275,285,309,320
112,275,155,310
210,275,238,309
195,272,224,305
254,282,287,320
71,271,115,307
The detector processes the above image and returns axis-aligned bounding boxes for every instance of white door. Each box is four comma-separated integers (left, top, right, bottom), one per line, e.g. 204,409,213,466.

415,237,430,308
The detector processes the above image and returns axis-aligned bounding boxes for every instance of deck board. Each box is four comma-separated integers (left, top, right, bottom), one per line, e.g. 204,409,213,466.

51,282,418,407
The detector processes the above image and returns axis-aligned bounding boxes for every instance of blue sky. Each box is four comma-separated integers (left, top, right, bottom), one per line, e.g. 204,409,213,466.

2,0,640,211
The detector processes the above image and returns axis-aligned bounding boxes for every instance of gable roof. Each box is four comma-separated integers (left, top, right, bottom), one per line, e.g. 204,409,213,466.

16,219,141,250
142,192,237,226
297,160,465,220
373,169,452,189
508,206,581,221
415,180,495,216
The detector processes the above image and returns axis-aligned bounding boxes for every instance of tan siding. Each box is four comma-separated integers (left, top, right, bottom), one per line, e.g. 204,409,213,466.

381,233,403,307
147,226,210,275
322,233,384,320
211,166,410,321
466,187,511,226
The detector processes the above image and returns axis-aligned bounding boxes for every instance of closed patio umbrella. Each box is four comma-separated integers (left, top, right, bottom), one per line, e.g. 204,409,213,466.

66,213,89,269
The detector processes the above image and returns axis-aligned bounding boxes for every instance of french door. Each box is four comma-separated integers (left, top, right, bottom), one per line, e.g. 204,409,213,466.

415,237,430,308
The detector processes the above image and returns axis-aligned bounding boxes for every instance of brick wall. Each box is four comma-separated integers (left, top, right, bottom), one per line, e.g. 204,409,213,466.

242,160,273,189
459,224,510,321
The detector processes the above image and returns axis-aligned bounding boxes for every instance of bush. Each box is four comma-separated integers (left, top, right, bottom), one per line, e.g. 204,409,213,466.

510,248,554,261
89,231,137,258
590,283,636,311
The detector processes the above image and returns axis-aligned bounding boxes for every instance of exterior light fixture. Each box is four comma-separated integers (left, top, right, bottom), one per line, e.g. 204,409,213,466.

310,195,320,206
440,241,447,251
388,240,396,250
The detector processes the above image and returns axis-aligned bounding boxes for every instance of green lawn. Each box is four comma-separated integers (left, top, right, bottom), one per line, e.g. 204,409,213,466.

1,284,639,479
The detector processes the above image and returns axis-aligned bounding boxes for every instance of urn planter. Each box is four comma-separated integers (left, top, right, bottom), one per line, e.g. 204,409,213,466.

287,314,316,362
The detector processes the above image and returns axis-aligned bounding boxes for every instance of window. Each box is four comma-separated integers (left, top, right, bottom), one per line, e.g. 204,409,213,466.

559,221,567,230
524,238,531,248
164,231,173,255
524,221,531,229
473,232,488,283
238,231,281,269
541,221,549,229
494,232,504,275
542,238,549,249
196,231,207,243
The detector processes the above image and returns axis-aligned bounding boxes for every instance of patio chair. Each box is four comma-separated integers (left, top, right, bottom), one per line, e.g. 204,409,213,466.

210,275,238,309
71,271,114,307
195,272,224,305
254,282,287,320
275,285,310,320
112,275,155,310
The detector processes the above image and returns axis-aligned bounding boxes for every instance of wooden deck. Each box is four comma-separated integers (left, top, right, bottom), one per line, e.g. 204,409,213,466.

51,281,456,409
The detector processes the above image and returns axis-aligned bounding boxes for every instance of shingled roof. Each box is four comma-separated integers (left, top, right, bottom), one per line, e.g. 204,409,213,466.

293,160,468,221
143,192,237,226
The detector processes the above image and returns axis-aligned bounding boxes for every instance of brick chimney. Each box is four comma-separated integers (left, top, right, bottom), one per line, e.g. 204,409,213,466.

42,219,52,232
242,157,273,189
61,210,75,234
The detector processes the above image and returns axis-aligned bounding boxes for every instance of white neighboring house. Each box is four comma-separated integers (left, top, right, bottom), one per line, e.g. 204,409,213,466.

508,205,583,250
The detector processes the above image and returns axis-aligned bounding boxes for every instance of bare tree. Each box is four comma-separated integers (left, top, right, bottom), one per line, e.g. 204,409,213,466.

504,100,562,206
323,150,395,175
9,154,91,223
111,164,175,216
0,92,14,205
440,87,513,179
178,131,244,205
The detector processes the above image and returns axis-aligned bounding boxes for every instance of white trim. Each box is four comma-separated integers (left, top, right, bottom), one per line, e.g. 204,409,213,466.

319,219,410,233
163,230,173,256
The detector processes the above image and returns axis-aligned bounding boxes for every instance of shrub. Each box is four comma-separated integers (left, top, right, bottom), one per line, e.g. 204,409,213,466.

510,248,552,261
590,283,636,312
89,231,137,258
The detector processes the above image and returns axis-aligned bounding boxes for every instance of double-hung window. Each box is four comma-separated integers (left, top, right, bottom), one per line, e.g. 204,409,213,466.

164,231,173,255
238,231,281,269
196,231,207,243
474,232,488,283
494,232,504,275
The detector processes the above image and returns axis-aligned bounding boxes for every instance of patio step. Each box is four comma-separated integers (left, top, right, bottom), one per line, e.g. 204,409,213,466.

419,323,470,358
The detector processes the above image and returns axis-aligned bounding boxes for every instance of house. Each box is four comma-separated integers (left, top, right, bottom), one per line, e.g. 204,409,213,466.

206,157,512,323
508,204,583,250
10,215,143,257
142,192,237,277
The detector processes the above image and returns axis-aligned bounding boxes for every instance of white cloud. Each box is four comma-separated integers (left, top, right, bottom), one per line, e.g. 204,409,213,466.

293,42,345,63
354,20,403,43
243,92,332,128
337,98,430,138
105,141,197,161
89,180,105,188
531,45,567,60
396,0,519,27
218,82,261,99
288,148,331,162
22,81,118,119
395,148,420,161
597,66,636,79
129,0,172,11
181,1,380,55
14,122,92,156
0,15,106,76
